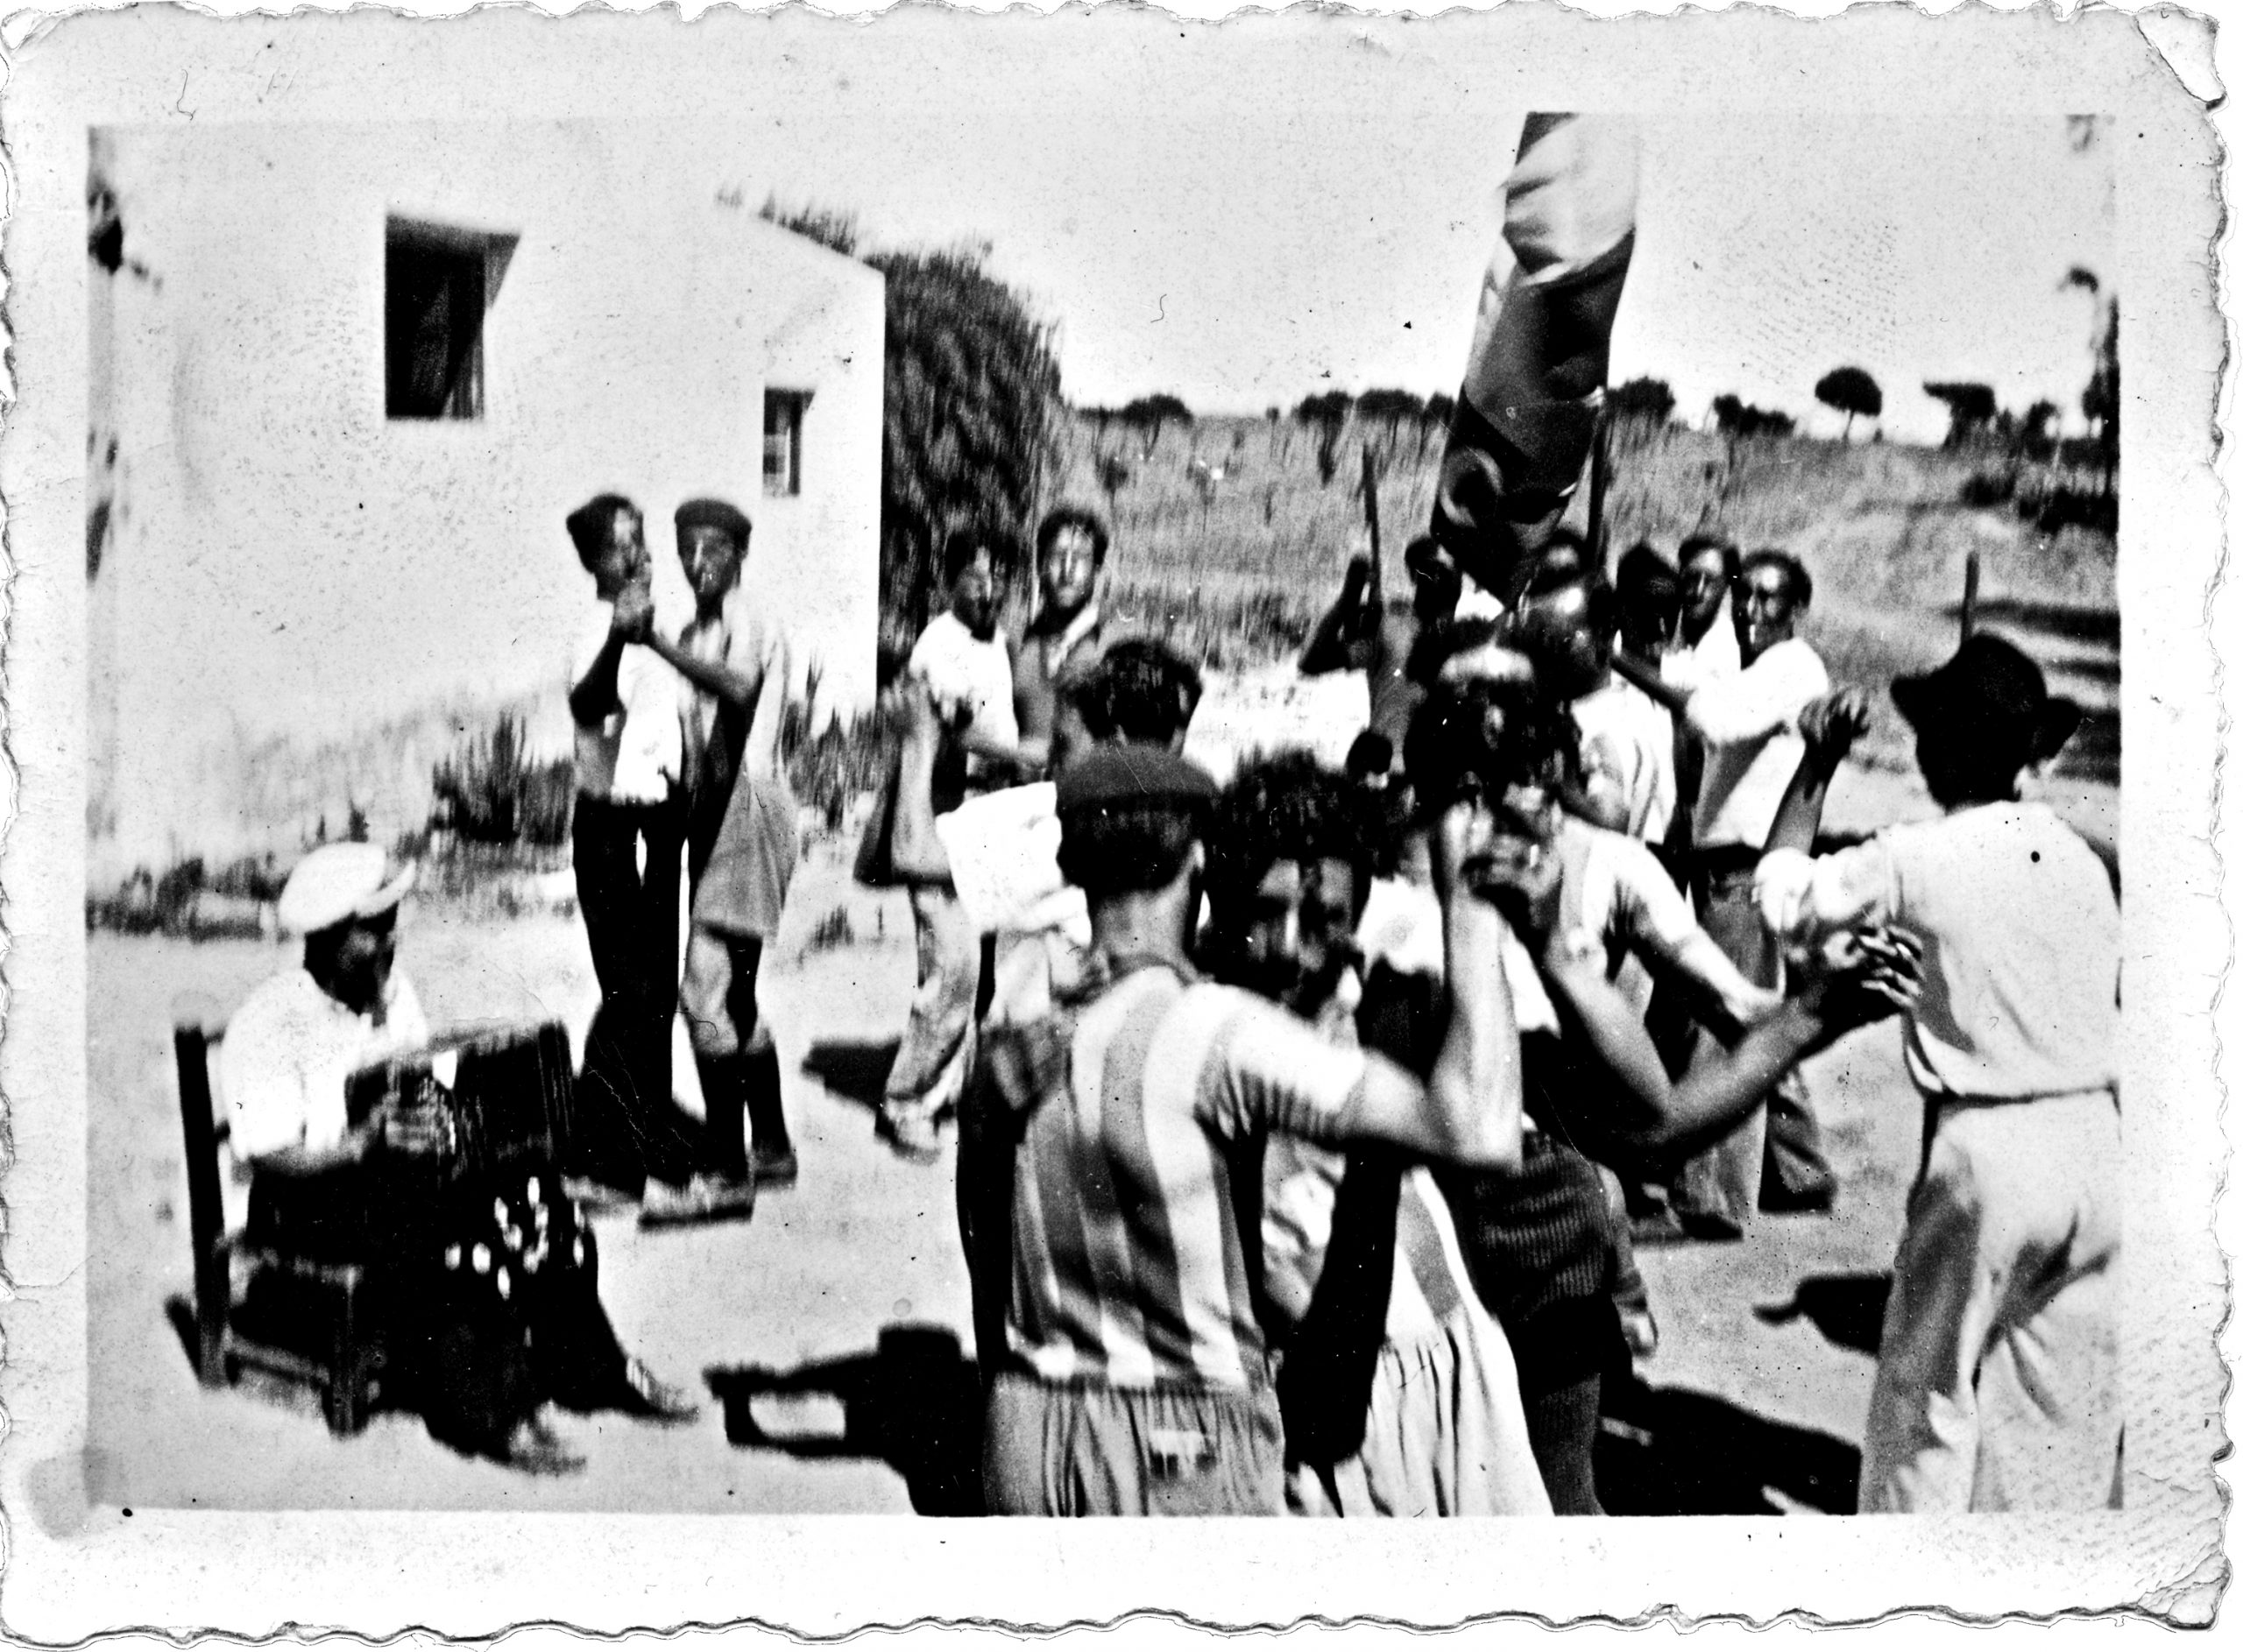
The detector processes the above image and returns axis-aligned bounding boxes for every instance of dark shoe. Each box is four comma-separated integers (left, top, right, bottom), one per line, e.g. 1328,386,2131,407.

638,1175,757,1230
616,1356,700,1426
752,1147,800,1189
501,1409,586,1476
1758,1179,1837,1216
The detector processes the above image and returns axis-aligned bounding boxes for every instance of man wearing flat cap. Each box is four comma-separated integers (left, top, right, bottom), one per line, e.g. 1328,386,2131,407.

973,744,1527,1515
223,843,698,1473
1756,635,2120,1512
633,497,803,1218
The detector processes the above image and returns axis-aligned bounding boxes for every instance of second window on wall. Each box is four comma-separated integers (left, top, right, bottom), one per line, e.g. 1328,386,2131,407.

764,389,810,496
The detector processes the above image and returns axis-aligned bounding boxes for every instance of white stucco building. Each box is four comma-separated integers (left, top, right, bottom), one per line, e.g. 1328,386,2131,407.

88,121,884,882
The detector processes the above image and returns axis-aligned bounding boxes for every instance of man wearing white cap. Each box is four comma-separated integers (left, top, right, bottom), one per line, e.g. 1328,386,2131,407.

224,842,435,1170
222,844,697,1473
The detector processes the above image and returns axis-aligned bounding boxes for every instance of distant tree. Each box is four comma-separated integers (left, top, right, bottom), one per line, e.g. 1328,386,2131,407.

757,195,861,258
1293,390,1354,427
1814,365,1883,439
1265,406,1281,424
2082,300,2119,467
1119,393,1192,454
1355,387,1426,444
1290,392,1353,486
872,245,1064,639
1923,381,1999,448
346,801,371,844
1710,393,1794,440
1607,377,1676,424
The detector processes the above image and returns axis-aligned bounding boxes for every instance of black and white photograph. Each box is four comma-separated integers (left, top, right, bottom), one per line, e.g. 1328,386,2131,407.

3,1,2231,1637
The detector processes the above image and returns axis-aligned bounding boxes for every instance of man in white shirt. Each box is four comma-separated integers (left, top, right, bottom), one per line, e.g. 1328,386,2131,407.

1614,549,1836,1232
223,844,696,1473
1757,638,2118,1510
881,527,1030,1159
561,494,694,1204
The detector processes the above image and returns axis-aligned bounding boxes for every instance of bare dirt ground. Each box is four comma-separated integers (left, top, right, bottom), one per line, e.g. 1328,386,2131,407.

87,667,2118,1516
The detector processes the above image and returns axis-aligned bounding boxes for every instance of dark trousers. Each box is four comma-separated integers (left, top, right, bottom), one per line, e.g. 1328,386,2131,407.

247,1160,628,1458
1668,859,1835,1225
570,793,701,1193
1436,1133,1624,1514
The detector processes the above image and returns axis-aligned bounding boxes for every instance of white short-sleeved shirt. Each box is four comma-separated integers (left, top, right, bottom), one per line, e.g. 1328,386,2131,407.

220,968,432,1161
1686,637,1829,850
571,601,683,805
911,611,1018,781
1550,818,1772,1026
1660,600,1743,694
1573,677,1678,843
1004,968,1369,1388
1756,802,2119,1101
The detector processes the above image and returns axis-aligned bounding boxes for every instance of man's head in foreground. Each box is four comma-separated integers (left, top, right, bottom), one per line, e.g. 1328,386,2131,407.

1203,753,1378,1015
1055,745,1220,945
1058,637,1204,768
1404,622,1577,933
1893,633,2082,809
279,843,415,1018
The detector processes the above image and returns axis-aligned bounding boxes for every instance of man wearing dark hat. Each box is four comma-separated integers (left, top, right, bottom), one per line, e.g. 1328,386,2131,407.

973,743,1528,1515
633,497,801,1219
1756,636,2120,1511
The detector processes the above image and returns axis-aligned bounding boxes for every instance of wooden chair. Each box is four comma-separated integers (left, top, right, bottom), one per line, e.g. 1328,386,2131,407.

173,1008,386,1436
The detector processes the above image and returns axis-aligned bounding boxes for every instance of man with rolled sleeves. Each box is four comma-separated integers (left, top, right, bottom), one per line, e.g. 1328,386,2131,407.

636,497,801,1204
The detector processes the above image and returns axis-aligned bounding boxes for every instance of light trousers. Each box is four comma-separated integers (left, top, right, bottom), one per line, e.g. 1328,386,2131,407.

1858,1089,2122,1512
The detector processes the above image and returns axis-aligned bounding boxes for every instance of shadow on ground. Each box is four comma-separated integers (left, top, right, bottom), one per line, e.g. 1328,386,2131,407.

1596,1376,1862,1514
706,1322,984,1515
801,1040,901,1112
1753,1270,1893,1358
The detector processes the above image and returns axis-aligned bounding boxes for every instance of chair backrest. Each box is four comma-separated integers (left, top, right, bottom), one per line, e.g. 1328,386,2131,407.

173,1007,252,1244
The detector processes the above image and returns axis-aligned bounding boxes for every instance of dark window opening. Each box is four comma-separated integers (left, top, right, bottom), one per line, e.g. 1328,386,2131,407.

386,219,515,420
764,389,810,496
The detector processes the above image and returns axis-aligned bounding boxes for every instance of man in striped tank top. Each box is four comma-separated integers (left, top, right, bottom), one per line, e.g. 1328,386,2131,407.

977,744,1528,1516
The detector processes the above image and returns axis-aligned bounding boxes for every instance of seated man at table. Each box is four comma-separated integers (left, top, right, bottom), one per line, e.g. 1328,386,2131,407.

222,844,697,1473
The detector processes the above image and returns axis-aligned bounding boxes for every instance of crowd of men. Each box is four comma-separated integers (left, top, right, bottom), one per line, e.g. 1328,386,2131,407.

215,488,2120,1512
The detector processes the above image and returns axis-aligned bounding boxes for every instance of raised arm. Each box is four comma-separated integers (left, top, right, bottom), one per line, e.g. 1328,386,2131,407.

1300,557,1378,676
1764,688,1868,854
569,592,642,728
1610,647,1690,716
1335,808,1523,1171
1539,937,1911,1163
644,628,767,710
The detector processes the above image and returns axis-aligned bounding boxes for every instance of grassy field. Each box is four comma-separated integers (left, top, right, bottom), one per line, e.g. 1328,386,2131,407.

1055,410,2118,771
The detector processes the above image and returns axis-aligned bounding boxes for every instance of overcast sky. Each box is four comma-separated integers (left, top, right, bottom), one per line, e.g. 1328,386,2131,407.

651,67,2111,445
